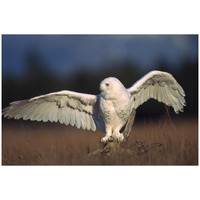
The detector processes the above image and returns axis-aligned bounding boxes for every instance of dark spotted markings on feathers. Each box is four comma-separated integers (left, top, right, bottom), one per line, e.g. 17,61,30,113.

3,70,186,143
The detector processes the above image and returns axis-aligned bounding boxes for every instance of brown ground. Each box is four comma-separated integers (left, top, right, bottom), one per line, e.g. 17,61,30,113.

2,116,198,165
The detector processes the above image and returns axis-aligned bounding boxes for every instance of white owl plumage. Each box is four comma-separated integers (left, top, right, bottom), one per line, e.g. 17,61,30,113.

3,70,186,143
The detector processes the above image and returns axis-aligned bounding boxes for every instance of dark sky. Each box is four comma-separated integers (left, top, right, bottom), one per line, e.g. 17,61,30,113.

2,35,198,79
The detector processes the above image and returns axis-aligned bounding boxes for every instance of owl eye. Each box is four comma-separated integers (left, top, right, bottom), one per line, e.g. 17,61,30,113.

105,83,109,87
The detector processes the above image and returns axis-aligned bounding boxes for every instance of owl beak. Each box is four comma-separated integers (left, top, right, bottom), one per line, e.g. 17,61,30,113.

99,84,104,92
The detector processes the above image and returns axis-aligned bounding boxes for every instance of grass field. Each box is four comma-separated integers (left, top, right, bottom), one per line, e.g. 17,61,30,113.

2,116,198,165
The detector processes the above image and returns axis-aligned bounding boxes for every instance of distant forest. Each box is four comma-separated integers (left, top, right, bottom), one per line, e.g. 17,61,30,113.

2,52,198,120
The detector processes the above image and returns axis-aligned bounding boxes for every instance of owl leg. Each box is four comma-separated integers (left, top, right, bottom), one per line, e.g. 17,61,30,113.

100,127,113,143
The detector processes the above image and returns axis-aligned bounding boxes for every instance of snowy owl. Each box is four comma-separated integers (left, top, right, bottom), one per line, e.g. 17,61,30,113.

3,70,186,143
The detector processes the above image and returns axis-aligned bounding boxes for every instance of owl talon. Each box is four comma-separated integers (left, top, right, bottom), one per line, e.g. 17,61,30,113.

112,131,125,142
100,135,114,144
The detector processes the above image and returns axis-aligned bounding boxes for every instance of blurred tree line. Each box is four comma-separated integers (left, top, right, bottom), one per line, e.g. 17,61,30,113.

2,51,198,120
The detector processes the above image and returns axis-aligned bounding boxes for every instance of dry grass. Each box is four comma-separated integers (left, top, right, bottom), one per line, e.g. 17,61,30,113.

2,116,198,165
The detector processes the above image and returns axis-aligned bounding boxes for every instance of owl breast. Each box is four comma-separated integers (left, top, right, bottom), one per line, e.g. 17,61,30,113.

99,96,132,128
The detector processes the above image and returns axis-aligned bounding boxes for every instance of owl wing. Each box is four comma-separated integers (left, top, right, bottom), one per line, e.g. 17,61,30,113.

127,70,186,114
3,90,102,131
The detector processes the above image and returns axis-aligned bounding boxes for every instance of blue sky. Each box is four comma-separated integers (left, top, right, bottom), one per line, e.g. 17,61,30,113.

2,35,198,79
